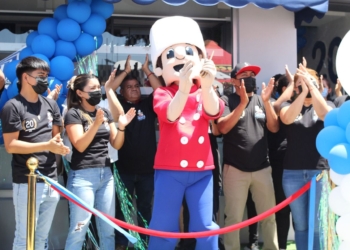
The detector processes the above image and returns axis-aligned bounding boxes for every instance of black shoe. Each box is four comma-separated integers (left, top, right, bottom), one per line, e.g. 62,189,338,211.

115,245,128,250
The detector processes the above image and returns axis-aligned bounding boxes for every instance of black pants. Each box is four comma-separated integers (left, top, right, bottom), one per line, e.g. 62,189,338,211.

270,158,290,249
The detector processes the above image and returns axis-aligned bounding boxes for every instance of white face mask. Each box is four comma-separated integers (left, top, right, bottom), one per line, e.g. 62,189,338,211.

322,88,328,98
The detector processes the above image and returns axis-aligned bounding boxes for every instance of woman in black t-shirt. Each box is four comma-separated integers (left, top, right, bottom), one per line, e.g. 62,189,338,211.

280,65,333,250
64,73,135,250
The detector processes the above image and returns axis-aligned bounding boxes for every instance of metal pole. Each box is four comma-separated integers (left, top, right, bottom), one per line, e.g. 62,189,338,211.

26,157,38,250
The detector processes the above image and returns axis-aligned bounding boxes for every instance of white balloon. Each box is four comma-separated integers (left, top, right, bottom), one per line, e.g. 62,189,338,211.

339,241,350,250
340,174,350,203
330,169,348,186
336,214,350,241
328,187,350,216
336,30,350,95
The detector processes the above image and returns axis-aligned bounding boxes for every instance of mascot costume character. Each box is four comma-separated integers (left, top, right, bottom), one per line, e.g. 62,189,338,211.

148,16,225,250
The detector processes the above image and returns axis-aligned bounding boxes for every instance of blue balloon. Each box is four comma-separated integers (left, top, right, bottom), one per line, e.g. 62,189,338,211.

346,123,350,144
316,126,347,158
26,31,39,47
68,0,92,4
7,78,19,99
74,33,95,57
3,60,19,83
31,54,51,66
337,101,350,129
103,0,121,3
56,94,67,114
67,2,91,24
57,18,81,42
324,108,339,127
50,56,74,81
96,35,103,49
54,40,77,60
31,35,56,59
328,143,350,175
0,89,9,111
91,0,114,19
61,83,69,95
53,4,68,21
81,14,106,36
38,18,59,41
19,47,34,60
48,77,62,90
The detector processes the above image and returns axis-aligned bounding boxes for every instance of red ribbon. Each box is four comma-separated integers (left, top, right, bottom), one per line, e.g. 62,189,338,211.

52,181,310,238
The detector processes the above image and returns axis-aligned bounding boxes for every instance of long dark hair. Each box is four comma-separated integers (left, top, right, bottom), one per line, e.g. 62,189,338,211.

66,73,99,124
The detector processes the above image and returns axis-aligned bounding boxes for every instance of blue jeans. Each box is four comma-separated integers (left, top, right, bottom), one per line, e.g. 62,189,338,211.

282,169,321,250
148,170,219,250
12,183,59,250
65,167,115,250
115,173,154,246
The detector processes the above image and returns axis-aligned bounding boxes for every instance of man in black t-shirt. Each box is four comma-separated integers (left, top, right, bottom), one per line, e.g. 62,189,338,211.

0,57,70,250
217,62,279,250
105,55,162,249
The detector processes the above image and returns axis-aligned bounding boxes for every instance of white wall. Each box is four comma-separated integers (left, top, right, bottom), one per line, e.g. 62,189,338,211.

238,5,297,92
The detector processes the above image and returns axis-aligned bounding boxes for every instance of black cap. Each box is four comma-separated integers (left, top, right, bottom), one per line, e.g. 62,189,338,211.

230,62,261,78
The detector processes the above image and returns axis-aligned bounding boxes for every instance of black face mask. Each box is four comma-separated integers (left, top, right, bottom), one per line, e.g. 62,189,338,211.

241,77,256,93
86,90,102,106
31,77,49,95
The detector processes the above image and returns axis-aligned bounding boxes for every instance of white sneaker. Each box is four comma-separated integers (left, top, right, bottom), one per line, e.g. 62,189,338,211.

244,245,259,250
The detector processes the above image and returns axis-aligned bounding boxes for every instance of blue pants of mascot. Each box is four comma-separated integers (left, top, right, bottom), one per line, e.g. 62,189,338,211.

148,170,219,250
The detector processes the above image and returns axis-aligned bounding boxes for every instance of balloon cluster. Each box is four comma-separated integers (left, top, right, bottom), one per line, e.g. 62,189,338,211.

316,29,350,249
1,0,114,110
0,0,114,145
316,102,350,248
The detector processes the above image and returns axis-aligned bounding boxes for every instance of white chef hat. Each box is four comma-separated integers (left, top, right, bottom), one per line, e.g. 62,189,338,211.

149,16,206,73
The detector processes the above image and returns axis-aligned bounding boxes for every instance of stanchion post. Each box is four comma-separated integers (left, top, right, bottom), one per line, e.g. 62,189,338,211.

26,157,38,250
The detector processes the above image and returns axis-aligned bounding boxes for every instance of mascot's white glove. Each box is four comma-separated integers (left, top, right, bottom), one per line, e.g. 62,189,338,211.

200,58,220,116
167,60,200,121
200,59,216,89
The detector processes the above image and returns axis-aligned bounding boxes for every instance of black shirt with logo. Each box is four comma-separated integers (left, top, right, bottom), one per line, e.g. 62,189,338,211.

334,95,350,108
281,101,335,170
220,93,270,172
1,95,62,183
64,107,114,170
116,94,157,175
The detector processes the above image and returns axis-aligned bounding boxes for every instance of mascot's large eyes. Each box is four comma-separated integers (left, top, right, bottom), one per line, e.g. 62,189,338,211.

167,49,175,59
185,47,194,56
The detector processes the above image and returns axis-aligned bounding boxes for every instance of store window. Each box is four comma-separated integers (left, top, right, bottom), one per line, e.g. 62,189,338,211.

297,10,350,97
0,16,231,96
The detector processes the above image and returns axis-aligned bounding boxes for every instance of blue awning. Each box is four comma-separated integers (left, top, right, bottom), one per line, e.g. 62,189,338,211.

119,0,329,27
130,0,328,13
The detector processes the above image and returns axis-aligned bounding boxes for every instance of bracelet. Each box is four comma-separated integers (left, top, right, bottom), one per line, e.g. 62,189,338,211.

123,70,129,75
117,127,125,132
146,72,154,78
